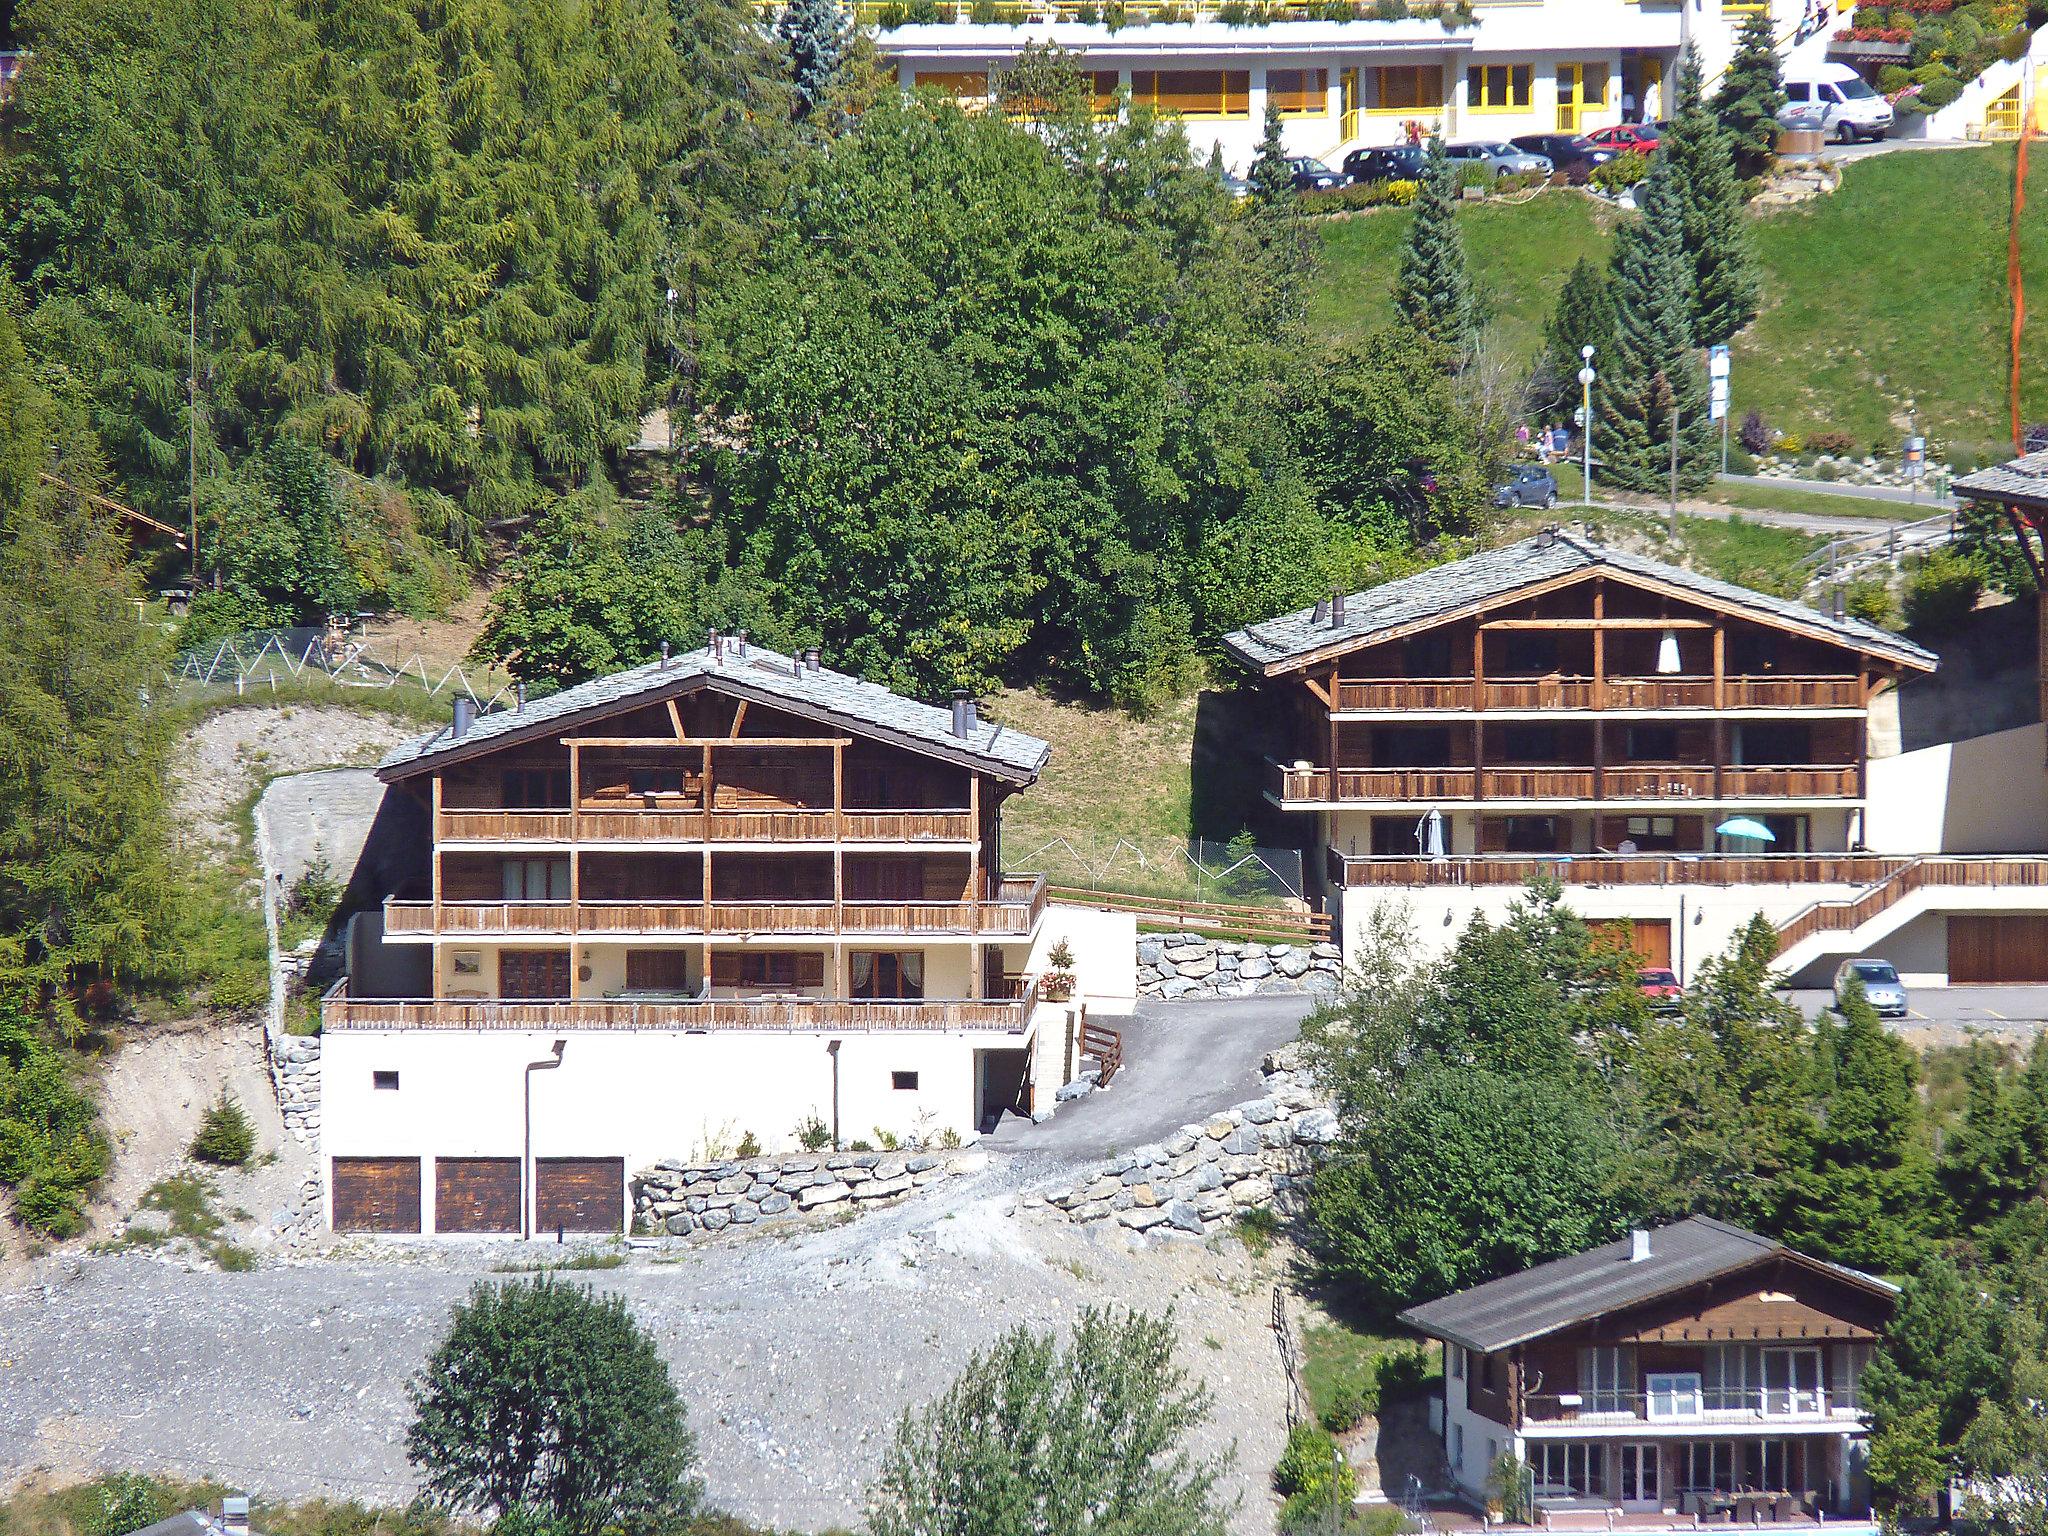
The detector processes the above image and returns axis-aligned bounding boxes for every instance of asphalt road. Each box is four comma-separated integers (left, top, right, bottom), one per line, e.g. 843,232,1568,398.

1783,985,2048,1037
988,993,1318,1162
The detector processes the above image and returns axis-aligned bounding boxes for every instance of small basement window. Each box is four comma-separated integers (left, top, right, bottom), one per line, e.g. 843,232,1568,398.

892,1071,919,1091
373,1070,400,1091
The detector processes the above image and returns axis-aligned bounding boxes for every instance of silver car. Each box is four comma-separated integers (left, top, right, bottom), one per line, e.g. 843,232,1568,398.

1447,140,1554,178
1834,957,1908,1018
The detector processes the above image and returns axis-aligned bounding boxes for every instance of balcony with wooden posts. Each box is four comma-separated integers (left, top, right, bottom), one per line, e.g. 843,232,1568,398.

435,806,979,844
1331,674,1867,715
384,873,1050,940
1270,760,1862,807
1327,849,1909,889
322,976,1042,1033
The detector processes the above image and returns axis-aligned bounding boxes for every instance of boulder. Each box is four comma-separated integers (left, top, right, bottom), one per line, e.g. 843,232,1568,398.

715,1174,752,1194
699,1207,732,1232
1118,1207,1171,1231
1240,1097,1280,1125
852,1175,914,1201
799,1181,853,1209
1165,1200,1205,1234
1158,976,1199,999
1137,938,1165,966
1295,1109,1341,1144
1311,941,1342,960
1175,953,1218,980
1164,1131,1197,1157
1276,949,1312,978
1162,942,1209,963
729,1203,760,1224
758,1191,792,1215
1055,1079,1094,1103
945,1151,989,1175
1237,956,1274,980
907,1154,941,1173
664,1212,695,1236
873,1158,908,1181
1229,1176,1275,1205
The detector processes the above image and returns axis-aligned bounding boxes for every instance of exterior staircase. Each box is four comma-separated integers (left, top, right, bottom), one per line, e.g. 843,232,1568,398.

1773,856,2048,975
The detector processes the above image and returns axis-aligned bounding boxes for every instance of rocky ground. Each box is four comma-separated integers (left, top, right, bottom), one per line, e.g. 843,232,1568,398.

0,1162,1294,1534
175,706,412,862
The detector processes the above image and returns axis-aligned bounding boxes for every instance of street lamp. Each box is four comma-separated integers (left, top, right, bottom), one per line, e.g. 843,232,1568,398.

523,1038,566,1240
1577,346,1597,507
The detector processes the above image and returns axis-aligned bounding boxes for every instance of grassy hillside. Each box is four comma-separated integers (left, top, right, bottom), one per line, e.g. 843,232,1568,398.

1313,145,2048,464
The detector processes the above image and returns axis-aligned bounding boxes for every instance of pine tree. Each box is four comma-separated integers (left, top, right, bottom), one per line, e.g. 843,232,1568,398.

776,0,850,120
1394,135,1477,362
1664,46,1760,347
1593,158,1716,494
1532,257,1615,421
1713,8,1786,178
1248,98,1294,206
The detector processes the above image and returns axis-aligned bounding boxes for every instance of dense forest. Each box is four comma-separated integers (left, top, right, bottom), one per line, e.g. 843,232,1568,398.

0,3,1498,707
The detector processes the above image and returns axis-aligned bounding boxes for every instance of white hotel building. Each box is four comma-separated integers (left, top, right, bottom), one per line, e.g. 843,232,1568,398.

873,0,1822,171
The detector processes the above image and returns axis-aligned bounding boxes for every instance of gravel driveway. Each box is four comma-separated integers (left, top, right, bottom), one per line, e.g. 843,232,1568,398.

0,1175,1290,1533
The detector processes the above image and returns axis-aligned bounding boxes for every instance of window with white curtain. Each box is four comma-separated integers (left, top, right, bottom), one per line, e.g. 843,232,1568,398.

1578,1345,1636,1414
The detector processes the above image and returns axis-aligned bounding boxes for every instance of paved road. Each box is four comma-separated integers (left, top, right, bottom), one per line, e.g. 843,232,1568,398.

988,994,1317,1163
1783,985,2048,1038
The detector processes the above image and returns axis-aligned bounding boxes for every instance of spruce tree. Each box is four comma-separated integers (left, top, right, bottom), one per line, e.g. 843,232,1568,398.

1593,158,1716,494
776,0,850,120
1533,257,1616,420
1394,135,1477,362
1248,98,1294,206
1713,8,1786,178
1664,46,1760,347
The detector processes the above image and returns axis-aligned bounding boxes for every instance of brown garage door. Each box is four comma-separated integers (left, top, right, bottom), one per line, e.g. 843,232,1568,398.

435,1157,522,1234
535,1157,624,1234
1951,915,2048,983
1587,917,1673,969
332,1157,422,1233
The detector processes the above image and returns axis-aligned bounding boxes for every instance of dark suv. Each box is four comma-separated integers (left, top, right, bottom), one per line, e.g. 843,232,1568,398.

1493,465,1560,509
1509,132,1615,173
1341,144,1426,184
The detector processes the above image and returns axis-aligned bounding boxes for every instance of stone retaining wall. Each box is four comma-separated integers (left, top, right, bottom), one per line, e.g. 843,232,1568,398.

1137,934,1342,1001
633,1149,986,1236
1034,1046,1336,1240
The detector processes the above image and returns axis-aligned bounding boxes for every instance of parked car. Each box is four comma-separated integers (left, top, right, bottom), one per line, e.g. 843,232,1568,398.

1216,166,1252,199
1341,144,1426,184
1583,122,1661,154
1447,140,1553,177
1509,132,1616,172
1638,967,1684,1013
1493,465,1559,509
1782,64,1894,143
1834,957,1909,1018
1280,155,1347,191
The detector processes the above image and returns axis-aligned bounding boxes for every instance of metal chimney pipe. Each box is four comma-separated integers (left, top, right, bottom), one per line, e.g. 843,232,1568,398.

951,689,972,739
219,1498,251,1536
1331,590,1346,627
805,647,822,674
515,682,526,713
660,640,670,668
1312,598,1330,626
708,627,723,662
733,629,748,657
452,696,475,739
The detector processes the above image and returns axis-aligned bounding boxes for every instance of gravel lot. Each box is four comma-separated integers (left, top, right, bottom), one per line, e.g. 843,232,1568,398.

0,1168,1290,1533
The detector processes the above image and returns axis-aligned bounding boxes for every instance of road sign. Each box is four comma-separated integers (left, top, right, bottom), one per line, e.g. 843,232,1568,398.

1709,377,1729,420
1708,344,1730,379
1903,434,1926,479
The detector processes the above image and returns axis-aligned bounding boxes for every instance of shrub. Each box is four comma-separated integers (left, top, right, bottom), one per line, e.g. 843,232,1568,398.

1376,1343,1432,1399
191,1090,257,1166
1321,1382,1374,1434
1878,63,1913,91
1739,408,1773,455
1590,151,1648,193
0,1002,110,1236
1275,1422,1355,1502
735,1131,761,1159
1917,74,1964,108
1455,161,1493,192
82,1474,175,1536
794,1113,832,1151
1807,429,1857,456
874,3,906,24
1844,575,1900,630
1902,548,1984,634
1775,431,1806,454
208,963,270,1015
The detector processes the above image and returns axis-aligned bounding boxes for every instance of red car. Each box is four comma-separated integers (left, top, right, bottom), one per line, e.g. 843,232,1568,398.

1584,124,1661,154
1638,967,1683,1012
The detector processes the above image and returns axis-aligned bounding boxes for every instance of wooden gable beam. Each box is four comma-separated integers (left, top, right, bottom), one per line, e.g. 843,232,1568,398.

665,699,686,741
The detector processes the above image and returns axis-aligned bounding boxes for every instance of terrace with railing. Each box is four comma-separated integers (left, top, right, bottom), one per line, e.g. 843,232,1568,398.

321,977,1041,1032
1271,761,1862,805
1327,851,1907,889
1521,1388,1865,1431
1331,675,1867,714
434,806,978,843
384,873,1050,938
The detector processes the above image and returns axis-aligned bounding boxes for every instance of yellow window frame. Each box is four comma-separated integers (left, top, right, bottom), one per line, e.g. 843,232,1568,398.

1268,67,1331,119
1466,62,1532,113
1369,63,1445,114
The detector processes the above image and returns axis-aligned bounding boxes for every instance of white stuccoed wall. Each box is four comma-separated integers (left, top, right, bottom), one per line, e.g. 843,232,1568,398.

1864,720,2048,855
1025,902,1138,1016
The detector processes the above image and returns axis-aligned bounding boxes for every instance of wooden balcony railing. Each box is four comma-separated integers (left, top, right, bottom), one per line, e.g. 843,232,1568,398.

1327,675,1865,714
1273,761,1861,804
1521,1390,1864,1428
1330,851,1911,889
388,874,1047,938
322,979,1040,1033
1775,857,2048,956
435,808,977,843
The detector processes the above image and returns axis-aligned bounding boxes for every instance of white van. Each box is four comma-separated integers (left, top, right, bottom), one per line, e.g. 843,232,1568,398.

1782,63,1895,143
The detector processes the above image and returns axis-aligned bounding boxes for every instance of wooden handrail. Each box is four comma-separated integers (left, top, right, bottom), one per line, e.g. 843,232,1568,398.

1774,857,2048,956
435,807,976,842
1047,884,1331,941
324,978,1042,1033
1328,674,1866,713
1273,760,1860,804
1331,853,1911,890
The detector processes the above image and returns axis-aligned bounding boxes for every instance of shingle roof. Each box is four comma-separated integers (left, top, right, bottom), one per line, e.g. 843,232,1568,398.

1221,530,1937,675
1953,450,2048,510
378,644,1050,784
1395,1217,1897,1354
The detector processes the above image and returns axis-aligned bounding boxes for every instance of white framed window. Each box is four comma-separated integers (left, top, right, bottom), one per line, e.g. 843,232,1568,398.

1646,1372,1703,1421
1532,1442,1605,1498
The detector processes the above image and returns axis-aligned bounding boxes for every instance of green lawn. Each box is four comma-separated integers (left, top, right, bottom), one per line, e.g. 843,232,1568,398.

1701,479,1920,521
1312,190,1618,364
1313,145,2048,466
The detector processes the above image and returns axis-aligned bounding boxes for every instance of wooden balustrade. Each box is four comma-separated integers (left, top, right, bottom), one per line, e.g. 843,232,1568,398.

1326,674,1864,713
1336,768,1480,800
1775,857,2048,955
1478,768,1598,799
322,980,1040,1033
1720,766,1861,798
434,807,976,842
1274,759,1860,805
1333,853,1910,889
387,876,1047,937
1601,766,1718,799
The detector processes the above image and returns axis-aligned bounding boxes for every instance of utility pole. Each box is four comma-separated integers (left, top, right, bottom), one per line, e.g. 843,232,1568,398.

187,264,201,586
1667,391,1680,536
1578,346,1596,507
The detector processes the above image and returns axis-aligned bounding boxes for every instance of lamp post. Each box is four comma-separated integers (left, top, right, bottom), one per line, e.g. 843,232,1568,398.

1578,346,1597,507
523,1038,566,1240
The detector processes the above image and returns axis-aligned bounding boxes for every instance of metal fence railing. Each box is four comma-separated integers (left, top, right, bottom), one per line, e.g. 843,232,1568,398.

171,626,512,709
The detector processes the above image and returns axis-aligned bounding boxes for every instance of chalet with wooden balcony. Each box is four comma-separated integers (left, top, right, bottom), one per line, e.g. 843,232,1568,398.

1224,529,1950,979
319,636,1109,1238
1401,1217,1897,1521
